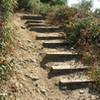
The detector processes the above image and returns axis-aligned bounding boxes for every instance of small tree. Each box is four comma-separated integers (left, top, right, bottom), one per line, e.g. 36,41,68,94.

41,0,67,5
94,9,100,18
0,0,17,22
76,0,93,12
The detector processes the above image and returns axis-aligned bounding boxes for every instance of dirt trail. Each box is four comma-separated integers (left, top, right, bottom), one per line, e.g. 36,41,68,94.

0,13,99,100
4,13,70,100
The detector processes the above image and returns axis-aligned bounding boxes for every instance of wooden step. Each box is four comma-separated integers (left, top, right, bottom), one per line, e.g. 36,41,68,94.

46,51,78,56
26,23,48,28
41,40,66,48
59,77,95,90
29,26,62,33
40,51,81,67
51,65,91,71
44,51,80,62
25,20,45,24
22,15,44,20
36,33,65,40
45,51,80,60
59,79,94,85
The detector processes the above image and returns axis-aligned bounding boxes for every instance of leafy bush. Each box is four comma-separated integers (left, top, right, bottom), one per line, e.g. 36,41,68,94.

46,6,77,26
18,0,29,9
76,0,93,12
65,17,95,46
0,0,16,81
89,68,100,92
94,9,100,18
27,0,41,13
0,0,17,22
0,26,13,50
46,3,100,72
48,0,66,5
41,0,67,5
0,0,16,50
28,1,51,14
0,59,14,81
18,0,51,14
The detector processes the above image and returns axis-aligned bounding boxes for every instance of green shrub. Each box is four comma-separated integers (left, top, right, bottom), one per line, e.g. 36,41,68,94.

18,0,51,14
28,0,51,14
46,6,77,26
0,0,16,50
0,0,16,82
27,0,41,13
77,0,93,12
89,68,100,91
0,0,17,22
65,17,95,46
94,9,100,18
82,52,95,66
0,60,14,81
49,0,66,5
0,26,13,50
18,0,29,9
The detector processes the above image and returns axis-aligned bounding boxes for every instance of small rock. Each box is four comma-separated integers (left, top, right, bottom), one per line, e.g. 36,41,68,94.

79,90,84,94
21,26,25,29
71,47,74,50
33,59,37,63
27,40,31,43
25,73,39,81
35,83,38,87
40,88,47,94
91,95,96,100
61,86,67,90
96,96,100,99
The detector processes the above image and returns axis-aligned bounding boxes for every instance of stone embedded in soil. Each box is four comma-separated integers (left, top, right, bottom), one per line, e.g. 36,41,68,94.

39,86,47,95
90,95,96,100
21,26,25,29
25,73,39,81
79,90,84,94
96,96,100,99
60,86,67,90
40,88,47,94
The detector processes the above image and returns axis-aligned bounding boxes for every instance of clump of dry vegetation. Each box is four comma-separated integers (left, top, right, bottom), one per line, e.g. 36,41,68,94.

0,0,17,81
45,0,100,88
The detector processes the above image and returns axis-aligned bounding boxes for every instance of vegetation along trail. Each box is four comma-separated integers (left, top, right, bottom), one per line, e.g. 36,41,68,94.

0,0,100,100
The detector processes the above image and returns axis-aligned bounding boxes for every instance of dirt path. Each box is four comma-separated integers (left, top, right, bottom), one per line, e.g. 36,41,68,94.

5,13,70,100
0,13,99,100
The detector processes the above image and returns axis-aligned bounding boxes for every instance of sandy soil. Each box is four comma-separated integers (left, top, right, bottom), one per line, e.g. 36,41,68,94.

0,13,99,100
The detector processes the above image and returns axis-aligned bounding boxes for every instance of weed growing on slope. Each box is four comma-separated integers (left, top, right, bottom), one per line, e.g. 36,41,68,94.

0,0,17,82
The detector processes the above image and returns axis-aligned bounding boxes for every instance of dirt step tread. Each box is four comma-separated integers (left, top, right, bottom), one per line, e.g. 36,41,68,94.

36,33,65,40
40,40,66,43
25,20,45,24
37,33,64,37
31,26,60,28
51,65,91,70
22,15,43,20
46,51,77,55
60,79,94,84
37,32,64,34
30,26,62,32
23,15,42,17
27,23,47,26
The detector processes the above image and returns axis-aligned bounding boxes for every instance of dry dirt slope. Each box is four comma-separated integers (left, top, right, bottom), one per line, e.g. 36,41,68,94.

0,13,99,100
1,13,70,100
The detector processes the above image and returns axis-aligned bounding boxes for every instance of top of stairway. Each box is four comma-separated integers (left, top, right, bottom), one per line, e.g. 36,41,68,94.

25,20,45,24
21,15,44,20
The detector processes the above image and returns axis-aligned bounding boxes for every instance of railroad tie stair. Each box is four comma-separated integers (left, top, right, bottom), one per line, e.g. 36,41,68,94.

22,14,94,90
